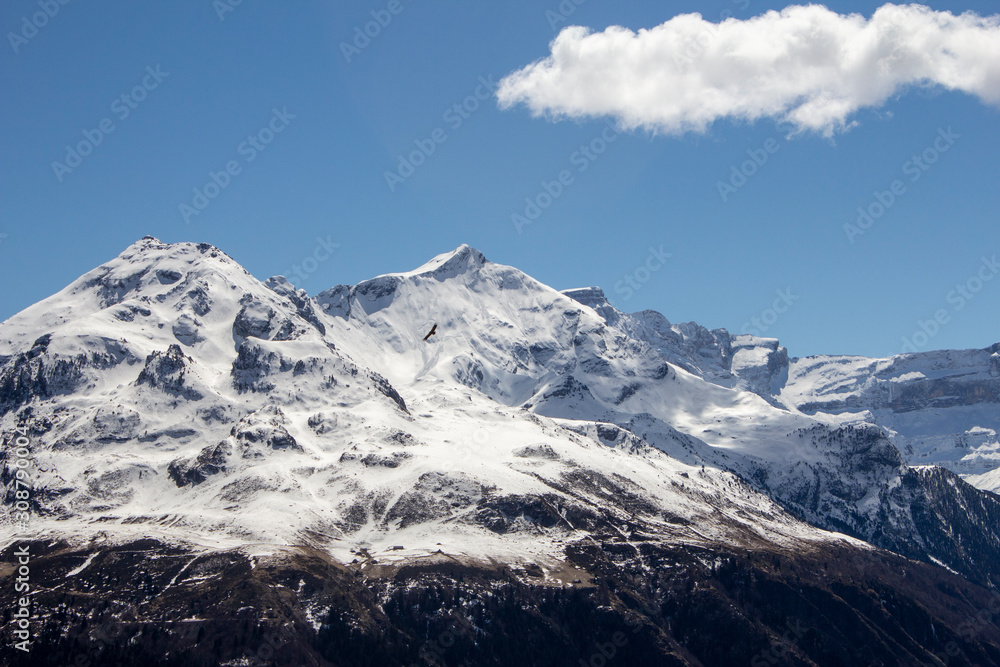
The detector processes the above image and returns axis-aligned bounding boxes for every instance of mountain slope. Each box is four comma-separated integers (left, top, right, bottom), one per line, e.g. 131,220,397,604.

0,239,845,564
3,238,1000,665
309,245,1000,584
777,346,1000,488
560,286,1000,497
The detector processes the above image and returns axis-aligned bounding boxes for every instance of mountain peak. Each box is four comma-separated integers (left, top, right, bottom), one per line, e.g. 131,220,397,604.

407,244,487,279
119,235,167,256
109,238,247,278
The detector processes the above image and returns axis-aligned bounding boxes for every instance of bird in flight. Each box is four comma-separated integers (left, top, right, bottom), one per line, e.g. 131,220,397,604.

422,324,437,341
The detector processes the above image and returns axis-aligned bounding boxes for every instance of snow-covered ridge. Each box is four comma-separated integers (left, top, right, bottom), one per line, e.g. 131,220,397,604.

769,346,1000,489
2,239,1000,587
555,281,1000,492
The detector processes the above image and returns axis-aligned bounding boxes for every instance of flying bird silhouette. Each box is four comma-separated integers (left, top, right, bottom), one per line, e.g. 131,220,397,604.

422,324,437,341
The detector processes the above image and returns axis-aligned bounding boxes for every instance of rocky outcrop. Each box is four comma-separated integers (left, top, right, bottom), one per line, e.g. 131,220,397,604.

135,345,202,400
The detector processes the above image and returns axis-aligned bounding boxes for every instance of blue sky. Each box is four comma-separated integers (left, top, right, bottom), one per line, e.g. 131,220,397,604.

1,0,998,358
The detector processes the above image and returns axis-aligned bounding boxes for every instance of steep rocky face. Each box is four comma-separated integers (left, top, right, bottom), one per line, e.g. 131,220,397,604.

135,344,203,400
560,287,1000,494
774,347,1000,489
563,287,791,395
728,424,1000,585
0,334,136,413
786,348,1000,415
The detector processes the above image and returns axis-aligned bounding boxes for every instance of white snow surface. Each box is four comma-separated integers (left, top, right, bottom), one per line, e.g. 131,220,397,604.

775,348,1000,490
558,282,1000,493
0,238,936,565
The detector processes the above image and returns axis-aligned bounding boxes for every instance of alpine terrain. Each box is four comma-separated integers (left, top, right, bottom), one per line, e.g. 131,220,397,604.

2,237,1000,666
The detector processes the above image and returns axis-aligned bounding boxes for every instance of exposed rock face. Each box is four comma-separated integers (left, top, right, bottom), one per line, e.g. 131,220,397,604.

230,406,301,456
135,344,202,400
770,347,1000,486
0,334,135,412
264,276,327,335
563,287,791,393
561,287,1000,494
232,301,278,340
370,371,407,413
167,441,231,487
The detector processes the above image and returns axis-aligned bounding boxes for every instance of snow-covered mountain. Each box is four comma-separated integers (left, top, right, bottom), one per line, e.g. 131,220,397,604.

311,245,1000,584
563,286,1000,494
0,239,820,561
777,347,1000,487
3,238,1000,665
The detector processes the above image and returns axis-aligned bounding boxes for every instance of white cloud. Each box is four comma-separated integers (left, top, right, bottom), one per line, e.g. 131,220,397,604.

496,4,1000,136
